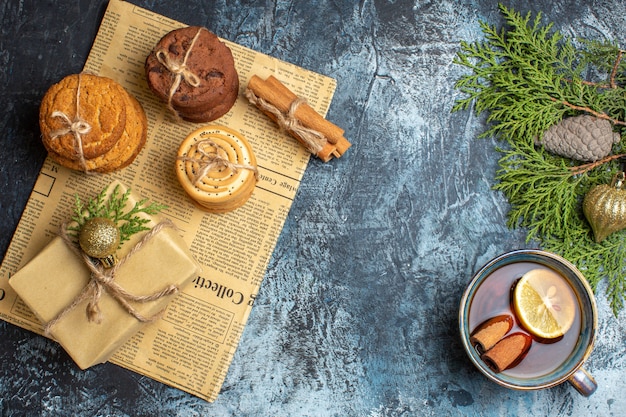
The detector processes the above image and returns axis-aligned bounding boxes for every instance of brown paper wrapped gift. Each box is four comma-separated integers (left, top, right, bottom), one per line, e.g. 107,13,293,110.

9,180,201,369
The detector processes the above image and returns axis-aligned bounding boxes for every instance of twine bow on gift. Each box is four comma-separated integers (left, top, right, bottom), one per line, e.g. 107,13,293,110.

49,73,91,172
43,219,180,336
155,27,204,120
177,139,258,186
244,89,326,155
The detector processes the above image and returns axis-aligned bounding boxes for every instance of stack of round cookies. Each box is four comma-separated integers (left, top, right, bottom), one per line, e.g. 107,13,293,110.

175,125,258,213
39,73,147,173
145,26,239,123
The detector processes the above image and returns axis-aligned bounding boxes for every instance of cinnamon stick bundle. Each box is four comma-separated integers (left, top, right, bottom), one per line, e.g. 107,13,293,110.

245,75,351,162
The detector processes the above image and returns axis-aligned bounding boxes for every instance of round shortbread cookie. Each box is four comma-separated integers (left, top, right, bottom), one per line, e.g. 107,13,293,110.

46,85,147,173
40,73,127,160
93,91,148,173
176,125,257,212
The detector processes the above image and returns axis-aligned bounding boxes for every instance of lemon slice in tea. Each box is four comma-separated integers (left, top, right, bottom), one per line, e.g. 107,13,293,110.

512,268,577,340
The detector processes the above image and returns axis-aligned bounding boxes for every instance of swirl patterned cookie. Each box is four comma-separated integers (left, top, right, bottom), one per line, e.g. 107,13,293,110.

175,125,258,213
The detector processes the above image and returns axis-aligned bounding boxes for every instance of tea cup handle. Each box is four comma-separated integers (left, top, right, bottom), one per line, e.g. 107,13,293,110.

568,367,597,396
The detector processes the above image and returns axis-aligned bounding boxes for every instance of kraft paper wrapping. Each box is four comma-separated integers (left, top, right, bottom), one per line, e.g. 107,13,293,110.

9,181,201,369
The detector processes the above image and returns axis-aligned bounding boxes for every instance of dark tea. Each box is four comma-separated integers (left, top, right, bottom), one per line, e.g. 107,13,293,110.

468,262,581,378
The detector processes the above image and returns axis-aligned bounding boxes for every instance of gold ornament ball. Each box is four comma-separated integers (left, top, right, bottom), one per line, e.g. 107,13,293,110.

583,173,626,243
79,217,121,258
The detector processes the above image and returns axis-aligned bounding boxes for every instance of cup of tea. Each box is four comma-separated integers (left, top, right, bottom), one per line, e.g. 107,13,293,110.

459,249,597,396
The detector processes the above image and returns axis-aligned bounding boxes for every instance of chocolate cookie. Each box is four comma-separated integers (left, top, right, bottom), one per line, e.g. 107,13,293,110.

145,26,239,122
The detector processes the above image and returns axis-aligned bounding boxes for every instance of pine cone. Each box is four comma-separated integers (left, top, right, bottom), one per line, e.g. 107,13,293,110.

536,115,621,162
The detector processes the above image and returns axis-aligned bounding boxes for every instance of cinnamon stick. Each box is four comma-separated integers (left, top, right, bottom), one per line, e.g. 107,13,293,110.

246,75,351,161
263,76,345,143
481,332,532,373
470,315,514,352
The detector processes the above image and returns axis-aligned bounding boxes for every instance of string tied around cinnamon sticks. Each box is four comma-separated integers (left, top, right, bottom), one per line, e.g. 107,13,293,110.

246,91,325,155
50,73,91,172
245,75,351,162
43,218,180,336
176,139,259,186
155,27,204,120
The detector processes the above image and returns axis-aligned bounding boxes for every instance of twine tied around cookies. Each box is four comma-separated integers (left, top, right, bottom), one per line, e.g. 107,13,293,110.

177,139,259,186
50,73,91,172
155,27,204,120
43,218,180,336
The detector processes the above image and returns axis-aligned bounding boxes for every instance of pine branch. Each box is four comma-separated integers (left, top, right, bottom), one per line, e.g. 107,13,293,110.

493,139,585,241
569,153,626,175
66,184,167,244
453,3,626,314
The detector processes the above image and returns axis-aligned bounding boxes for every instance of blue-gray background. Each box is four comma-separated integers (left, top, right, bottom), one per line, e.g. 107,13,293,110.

1,1,625,416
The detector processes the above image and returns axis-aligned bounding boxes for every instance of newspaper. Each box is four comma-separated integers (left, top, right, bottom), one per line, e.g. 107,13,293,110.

0,0,337,402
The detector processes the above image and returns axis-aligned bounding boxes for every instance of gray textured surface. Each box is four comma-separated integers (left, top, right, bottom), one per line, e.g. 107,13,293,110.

1,0,625,416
